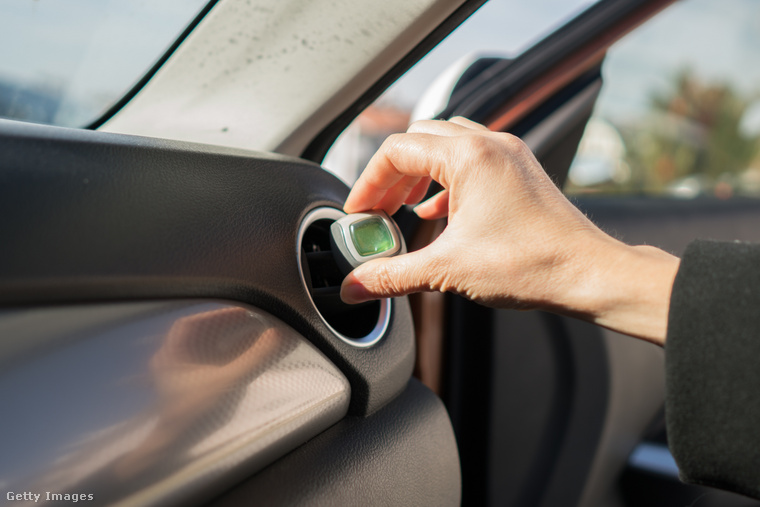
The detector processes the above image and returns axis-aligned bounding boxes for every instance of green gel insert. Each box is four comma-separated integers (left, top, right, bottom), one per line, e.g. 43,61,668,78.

350,217,395,256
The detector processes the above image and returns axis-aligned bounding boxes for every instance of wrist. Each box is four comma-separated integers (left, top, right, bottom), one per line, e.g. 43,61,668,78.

553,238,680,346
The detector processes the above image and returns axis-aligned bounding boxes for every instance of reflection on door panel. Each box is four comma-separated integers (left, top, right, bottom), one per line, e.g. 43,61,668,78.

0,301,350,506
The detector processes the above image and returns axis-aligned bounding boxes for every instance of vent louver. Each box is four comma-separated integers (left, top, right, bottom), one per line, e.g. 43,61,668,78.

298,208,390,347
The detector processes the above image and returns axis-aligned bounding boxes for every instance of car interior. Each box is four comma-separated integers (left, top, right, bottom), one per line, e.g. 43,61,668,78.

2,0,760,505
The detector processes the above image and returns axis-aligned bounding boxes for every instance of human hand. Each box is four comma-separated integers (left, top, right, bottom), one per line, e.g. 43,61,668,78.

340,117,679,344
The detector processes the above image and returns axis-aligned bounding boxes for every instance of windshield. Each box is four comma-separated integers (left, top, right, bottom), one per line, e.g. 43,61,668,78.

0,0,209,127
2,0,601,158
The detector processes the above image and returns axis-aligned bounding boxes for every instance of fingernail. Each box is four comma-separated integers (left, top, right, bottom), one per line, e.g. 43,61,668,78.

341,276,373,304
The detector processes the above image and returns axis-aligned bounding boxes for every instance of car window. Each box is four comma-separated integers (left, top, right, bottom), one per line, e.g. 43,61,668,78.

0,0,209,127
566,0,760,198
322,0,600,184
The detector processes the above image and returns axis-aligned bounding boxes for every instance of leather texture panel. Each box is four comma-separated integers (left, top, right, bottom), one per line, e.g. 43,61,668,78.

208,378,461,507
0,301,350,506
0,119,415,415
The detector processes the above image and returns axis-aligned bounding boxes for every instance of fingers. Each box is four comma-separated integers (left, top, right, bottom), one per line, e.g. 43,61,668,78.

374,175,424,215
340,247,442,303
448,116,490,131
408,117,489,135
344,133,455,213
413,189,449,220
405,176,432,205
373,175,433,216
343,117,489,214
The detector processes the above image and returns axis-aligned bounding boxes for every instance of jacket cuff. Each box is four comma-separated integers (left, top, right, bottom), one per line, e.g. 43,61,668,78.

666,239,760,499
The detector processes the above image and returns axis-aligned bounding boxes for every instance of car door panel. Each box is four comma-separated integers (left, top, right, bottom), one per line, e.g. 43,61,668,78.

0,300,351,506
210,378,460,506
0,118,415,416
0,118,459,504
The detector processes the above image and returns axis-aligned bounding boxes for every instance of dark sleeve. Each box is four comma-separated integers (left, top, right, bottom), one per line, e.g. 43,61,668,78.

666,239,760,500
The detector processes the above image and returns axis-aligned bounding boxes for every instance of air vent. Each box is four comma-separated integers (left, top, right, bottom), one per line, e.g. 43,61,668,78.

298,208,390,347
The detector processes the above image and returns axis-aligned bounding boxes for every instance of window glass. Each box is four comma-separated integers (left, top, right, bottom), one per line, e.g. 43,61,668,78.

0,0,208,127
323,0,599,184
566,0,760,198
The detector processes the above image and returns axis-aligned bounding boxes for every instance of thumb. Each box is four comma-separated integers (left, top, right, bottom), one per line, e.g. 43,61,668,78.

340,248,440,304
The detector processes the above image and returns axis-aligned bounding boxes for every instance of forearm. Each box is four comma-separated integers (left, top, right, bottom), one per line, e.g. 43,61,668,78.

550,237,680,346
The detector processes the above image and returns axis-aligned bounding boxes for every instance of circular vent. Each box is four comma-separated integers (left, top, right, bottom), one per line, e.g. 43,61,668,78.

298,208,390,347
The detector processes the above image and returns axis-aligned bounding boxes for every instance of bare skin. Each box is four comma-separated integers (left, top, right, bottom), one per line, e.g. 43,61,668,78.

340,117,680,346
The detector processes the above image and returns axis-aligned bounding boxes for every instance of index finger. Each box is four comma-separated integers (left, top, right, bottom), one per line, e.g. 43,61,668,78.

344,132,455,213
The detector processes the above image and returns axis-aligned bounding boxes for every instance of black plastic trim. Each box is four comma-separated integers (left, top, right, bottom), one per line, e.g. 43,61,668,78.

445,301,610,507
511,314,578,507
444,297,492,505
508,65,601,140
441,0,666,122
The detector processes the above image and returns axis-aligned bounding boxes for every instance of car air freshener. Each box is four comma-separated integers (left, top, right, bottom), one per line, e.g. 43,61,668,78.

330,210,406,275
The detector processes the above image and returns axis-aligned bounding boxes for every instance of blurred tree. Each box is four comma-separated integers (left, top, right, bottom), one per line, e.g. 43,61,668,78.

620,68,760,194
